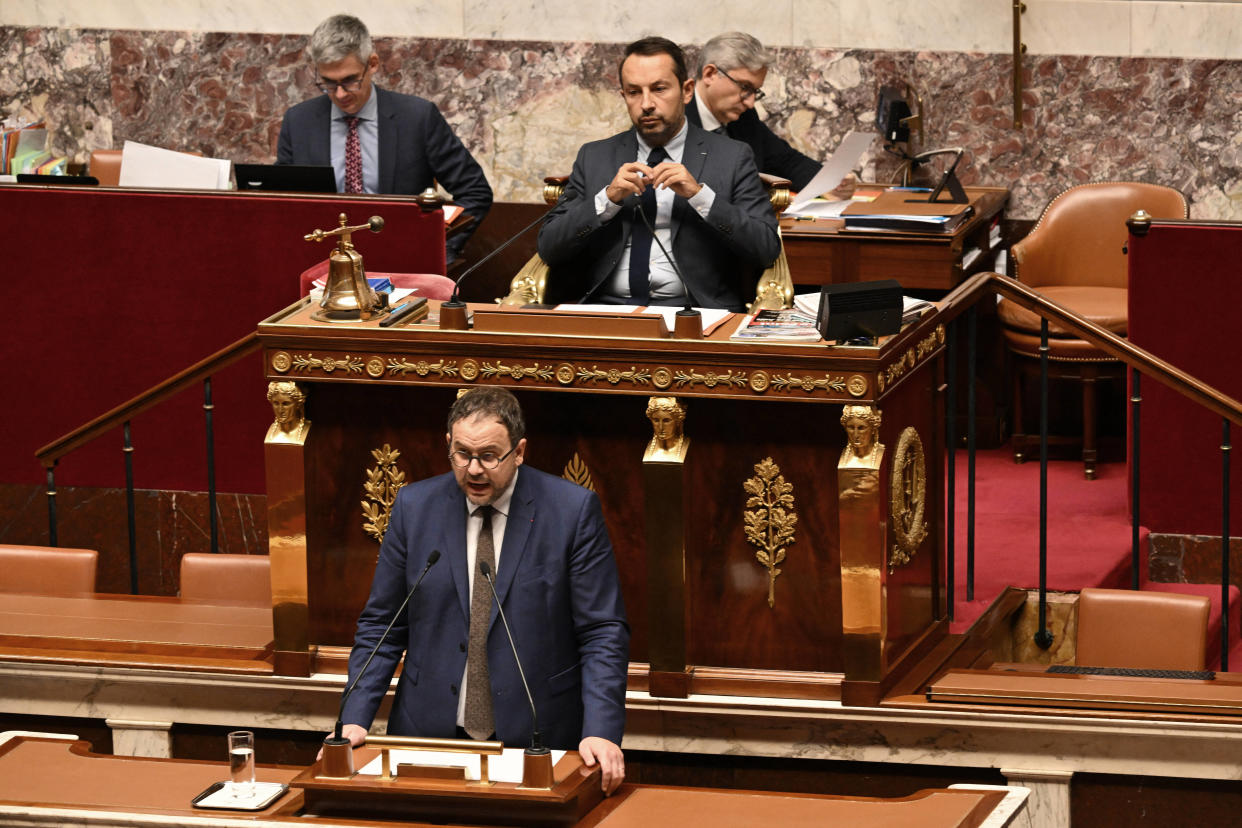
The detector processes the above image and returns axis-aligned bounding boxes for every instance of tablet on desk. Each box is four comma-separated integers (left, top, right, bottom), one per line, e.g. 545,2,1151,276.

234,163,336,193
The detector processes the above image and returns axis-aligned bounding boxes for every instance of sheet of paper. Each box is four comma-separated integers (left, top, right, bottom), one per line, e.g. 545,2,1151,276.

357,747,565,783
643,306,732,333
554,304,643,314
119,140,231,190
783,199,852,219
788,131,877,212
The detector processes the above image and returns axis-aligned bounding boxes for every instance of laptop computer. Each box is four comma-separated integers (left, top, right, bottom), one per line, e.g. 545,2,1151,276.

233,163,337,193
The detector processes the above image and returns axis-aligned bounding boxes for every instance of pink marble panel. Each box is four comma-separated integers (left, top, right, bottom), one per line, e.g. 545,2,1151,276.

4,24,1242,219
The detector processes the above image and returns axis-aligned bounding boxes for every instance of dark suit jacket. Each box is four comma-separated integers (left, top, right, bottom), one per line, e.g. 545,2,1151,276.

687,93,821,192
536,122,781,312
276,87,492,252
341,467,629,750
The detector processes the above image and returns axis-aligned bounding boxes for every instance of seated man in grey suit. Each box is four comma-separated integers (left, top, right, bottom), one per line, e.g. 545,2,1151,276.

277,14,492,260
688,32,821,192
537,37,780,312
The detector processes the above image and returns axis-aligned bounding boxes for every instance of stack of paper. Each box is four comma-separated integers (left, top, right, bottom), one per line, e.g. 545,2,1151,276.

729,309,823,342
119,141,232,189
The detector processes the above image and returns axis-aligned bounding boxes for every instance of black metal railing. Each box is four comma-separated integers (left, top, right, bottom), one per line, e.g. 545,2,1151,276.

940,272,1242,665
35,334,259,594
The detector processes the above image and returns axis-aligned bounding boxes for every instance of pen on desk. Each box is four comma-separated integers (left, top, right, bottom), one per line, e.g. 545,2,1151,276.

378,296,428,327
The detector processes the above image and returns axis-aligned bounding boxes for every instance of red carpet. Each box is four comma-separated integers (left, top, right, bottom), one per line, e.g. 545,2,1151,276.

947,448,1239,667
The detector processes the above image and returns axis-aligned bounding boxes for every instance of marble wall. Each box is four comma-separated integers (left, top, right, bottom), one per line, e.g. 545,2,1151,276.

3,3,1242,220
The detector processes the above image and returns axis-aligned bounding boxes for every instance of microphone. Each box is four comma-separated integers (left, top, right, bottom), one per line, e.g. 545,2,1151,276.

632,201,703,335
329,549,442,744
442,207,557,307
478,559,548,756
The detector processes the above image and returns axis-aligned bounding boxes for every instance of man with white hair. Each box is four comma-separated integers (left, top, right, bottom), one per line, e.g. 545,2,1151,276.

687,31,821,191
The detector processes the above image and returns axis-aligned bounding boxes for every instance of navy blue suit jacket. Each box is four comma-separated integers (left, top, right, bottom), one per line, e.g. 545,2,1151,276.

686,93,821,192
276,87,492,253
340,467,629,749
537,122,780,312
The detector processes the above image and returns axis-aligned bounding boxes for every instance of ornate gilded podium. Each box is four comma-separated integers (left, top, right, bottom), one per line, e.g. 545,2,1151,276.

257,299,948,705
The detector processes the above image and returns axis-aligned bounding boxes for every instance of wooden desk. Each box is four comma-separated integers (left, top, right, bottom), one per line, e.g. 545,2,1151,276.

257,299,950,703
0,592,273,672
780,187,1008,292
0,735,1026,827
927,667,1242,718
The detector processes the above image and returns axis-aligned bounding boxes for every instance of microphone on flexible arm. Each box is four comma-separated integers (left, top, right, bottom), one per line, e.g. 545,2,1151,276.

438,203,562,330
318,549,442,779
631,201,704,339
478,560,555,789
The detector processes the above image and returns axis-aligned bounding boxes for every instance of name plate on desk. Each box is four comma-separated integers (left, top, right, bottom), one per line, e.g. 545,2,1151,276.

472,308,671,338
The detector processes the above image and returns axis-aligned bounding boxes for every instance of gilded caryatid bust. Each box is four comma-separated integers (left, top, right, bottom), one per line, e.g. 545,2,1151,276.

265,381,310,445
839,404,883,470
644,396,688,462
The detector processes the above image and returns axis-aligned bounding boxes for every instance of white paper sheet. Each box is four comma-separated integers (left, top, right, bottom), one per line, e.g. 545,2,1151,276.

788,131,877,212
118,140,232,190
357,747,565,783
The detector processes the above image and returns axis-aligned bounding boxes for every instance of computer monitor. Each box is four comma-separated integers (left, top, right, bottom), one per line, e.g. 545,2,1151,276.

233,163,336,193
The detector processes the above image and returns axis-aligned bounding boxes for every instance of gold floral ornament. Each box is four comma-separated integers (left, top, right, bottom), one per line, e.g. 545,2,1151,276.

361,444,407,543
562,452,595,491
743,458,798,608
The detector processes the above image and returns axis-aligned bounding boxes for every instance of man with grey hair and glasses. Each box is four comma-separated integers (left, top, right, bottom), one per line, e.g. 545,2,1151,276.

277,14,492,260
687,31,822,191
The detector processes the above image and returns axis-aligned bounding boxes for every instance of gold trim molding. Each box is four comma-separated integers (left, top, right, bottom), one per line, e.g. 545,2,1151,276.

877,324,945,394
889,427,928,572
361,444,407,544
743,457,799,609
269,349,865,400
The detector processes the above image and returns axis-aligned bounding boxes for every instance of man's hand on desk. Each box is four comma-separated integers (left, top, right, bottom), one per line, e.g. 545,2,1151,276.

315,723,368,760
579,735,625,795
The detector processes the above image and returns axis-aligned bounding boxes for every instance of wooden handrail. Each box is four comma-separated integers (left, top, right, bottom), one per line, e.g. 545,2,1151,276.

35,333,261,469
940,272,1242,427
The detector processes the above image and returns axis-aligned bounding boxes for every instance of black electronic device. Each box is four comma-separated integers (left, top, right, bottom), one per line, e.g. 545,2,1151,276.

15,173,100,186
816,280,903,342
876,86,913,144
234,163,336,193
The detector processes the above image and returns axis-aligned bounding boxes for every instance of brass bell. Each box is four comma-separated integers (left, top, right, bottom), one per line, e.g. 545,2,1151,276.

306,213,386,322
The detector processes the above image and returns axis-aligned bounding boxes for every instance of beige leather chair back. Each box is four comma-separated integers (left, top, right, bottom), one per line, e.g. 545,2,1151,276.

1076,587,1209,671
1012,182,1187,290
0,544,98,595
179,553,271,605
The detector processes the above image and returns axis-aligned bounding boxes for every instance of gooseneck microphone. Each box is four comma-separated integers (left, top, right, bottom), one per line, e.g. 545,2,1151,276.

442,206,559,307
478,560,548,755
631,200,702,324
329,549,442,743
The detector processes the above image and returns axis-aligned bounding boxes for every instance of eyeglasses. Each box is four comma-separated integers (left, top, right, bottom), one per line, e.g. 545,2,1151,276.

718,68,766,102
449,445,517,470
316,74,367,94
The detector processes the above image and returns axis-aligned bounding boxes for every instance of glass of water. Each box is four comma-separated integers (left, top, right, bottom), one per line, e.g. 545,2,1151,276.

227,730,255,799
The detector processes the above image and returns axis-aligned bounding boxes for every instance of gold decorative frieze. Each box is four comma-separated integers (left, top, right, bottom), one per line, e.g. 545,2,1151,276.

478,361,556,382
577,365,654,387
291,353,366,375
877,324,945,394
674,369,750,389
386,358,460,378
269,349,863,400
768,373,848,394
361,443,407,544
743,457,798,609
562,452,595,491
889,427,928,572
